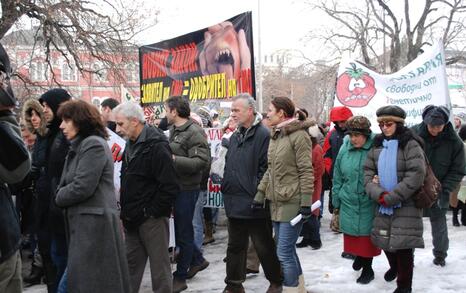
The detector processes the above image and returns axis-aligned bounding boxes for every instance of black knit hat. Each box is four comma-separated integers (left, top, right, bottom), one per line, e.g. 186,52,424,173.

422,105,450,126
39,88,71,116
376,105,406,123
346,116,371,136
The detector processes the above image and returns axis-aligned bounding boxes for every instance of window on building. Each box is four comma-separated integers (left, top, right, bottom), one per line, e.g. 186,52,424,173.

126,63,139,82
29,62,47,81
92,63,107,82
62,63,77,81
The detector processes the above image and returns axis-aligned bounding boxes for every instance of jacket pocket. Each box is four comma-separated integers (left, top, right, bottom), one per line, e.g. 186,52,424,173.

274,183,298,202
79,207,105,215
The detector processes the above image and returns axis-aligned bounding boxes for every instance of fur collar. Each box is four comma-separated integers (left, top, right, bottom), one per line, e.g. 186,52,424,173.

272,118,316,138
22,99,48,137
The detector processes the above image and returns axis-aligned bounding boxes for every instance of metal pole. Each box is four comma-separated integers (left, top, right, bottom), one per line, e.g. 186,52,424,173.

257,0,263,112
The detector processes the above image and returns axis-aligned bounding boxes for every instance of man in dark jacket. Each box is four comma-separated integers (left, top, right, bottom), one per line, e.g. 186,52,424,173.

0,42,31,292
39,88,71,291
222,94,282,293
165,96,210,293
114,101,179,293
412,105,465,267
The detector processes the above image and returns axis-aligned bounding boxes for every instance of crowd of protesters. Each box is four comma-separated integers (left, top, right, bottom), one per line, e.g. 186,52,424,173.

1,44,466,293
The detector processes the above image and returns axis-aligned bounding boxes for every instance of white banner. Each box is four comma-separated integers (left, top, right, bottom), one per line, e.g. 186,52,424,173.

205,128,224,208
107,128,126,206
334,40,451,128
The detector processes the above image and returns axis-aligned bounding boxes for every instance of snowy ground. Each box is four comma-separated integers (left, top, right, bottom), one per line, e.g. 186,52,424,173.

25,206,465,293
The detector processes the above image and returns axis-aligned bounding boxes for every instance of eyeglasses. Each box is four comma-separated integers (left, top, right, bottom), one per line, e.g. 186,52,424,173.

378,121,395,128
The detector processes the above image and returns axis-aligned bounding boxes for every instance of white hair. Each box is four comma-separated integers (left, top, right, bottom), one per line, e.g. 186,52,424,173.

113,101,145,123
233,93,257,114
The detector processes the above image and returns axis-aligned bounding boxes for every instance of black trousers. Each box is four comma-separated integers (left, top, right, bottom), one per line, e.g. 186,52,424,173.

225,217,282,288
384,249,414,290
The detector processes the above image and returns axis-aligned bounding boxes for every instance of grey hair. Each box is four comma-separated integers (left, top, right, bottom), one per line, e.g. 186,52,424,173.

113,101,145,123
233,93,257,114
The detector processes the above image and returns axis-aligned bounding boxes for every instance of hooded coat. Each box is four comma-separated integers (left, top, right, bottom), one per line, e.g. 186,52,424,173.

411,122,465,209
22,99,51,228
255,118,314,222
39,88,71,234
364,128,426,250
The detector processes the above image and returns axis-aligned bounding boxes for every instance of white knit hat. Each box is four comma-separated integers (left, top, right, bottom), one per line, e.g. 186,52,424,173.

308,125,320,138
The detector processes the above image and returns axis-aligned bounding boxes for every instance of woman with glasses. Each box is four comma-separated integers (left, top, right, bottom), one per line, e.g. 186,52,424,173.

364,105,426,293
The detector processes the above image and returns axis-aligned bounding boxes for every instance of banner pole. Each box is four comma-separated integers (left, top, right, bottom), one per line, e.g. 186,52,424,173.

257,0,263,112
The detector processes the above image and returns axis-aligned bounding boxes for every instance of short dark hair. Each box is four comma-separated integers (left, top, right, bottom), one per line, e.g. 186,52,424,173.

271,96,295,119
58,100,108,139
101,98,120,110
165,96,190,118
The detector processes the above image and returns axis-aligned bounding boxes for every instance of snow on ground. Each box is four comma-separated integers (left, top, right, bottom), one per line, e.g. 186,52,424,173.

25,206,466,293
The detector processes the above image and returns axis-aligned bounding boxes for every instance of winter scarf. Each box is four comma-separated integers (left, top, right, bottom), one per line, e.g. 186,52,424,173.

377,139,401,215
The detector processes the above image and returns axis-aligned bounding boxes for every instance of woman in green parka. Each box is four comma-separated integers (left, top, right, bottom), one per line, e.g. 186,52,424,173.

332,116,380,285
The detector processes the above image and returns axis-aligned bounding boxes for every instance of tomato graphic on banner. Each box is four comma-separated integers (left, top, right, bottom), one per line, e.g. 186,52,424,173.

336,63,377,107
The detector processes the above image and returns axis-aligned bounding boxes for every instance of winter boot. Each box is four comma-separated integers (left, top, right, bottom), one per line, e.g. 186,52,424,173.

384,267,397,282
452,207,460,226
296,238,309,248
266,282,283,293
461,204,466,226
309,240,322,250
352,256,363,271
393,287,412,293
203,221,215,245
283,286,299,293
356,257,374,284
298,274,308,293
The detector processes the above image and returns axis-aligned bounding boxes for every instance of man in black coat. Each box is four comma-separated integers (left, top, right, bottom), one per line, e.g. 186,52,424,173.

114,101,179,293
39,88,71,291
0,42,31,292
412,105,465,267
221,94,282,293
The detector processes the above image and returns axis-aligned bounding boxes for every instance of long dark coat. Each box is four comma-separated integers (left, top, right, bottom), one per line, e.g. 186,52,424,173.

56,135,130,293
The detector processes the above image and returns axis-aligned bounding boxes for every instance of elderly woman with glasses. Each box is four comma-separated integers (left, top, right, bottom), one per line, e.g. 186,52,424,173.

364,105,426,293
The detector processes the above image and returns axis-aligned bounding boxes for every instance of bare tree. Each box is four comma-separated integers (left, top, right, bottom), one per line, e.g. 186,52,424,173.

0,0,156,88
310,0,466,73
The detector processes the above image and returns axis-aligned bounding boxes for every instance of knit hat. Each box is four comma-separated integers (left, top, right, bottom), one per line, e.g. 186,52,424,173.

346,116,371,136
308,125,321,138
422,105,450,126
329,106,353,122
376,105,406,123
39,88,71,116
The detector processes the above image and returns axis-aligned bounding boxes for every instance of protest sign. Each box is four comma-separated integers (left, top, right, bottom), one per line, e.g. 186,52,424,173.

107,128,125,207
139,12,255,122
334,40,451,128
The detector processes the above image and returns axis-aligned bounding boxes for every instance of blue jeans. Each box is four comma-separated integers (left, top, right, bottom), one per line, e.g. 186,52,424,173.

174,190,205,280
51,233,67,287
57,268,67,293
193,191,207,250
273,221,303,287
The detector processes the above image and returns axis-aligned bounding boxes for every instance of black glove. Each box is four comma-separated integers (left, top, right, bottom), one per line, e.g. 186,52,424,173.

251,201,265,211
299,206,312,219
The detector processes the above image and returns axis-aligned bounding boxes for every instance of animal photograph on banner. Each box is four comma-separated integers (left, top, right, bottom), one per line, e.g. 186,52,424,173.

334,40,451,129
139,12,255,123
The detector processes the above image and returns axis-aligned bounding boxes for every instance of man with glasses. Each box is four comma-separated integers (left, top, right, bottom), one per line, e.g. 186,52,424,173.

412,105,465,267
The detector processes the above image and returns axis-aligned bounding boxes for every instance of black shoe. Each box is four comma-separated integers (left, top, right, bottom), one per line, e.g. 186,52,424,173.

296,239,309,248
453,216,460,226
186,259,209,279
356,267,374,284
352,256,363,271
309,240,322,250
393,287,412,293
433,257,446,267
172,277,187,293
341,252,356,260
384,268,397,282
